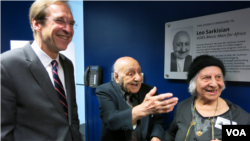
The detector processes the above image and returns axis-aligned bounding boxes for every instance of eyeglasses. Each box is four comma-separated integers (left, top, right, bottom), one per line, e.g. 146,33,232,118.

45,17,77,29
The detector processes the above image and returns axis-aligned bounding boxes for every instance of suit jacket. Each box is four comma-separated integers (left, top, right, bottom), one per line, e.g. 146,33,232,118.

170,52,192,72
96,81,165,141
1,44,83,141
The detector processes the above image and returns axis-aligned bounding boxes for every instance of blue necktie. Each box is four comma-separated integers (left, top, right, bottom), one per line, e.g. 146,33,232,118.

51,60,68,118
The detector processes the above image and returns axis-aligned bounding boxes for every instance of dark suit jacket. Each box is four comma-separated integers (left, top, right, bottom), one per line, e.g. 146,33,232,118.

170,52,192,72
96,81,165,141
1,44,83,141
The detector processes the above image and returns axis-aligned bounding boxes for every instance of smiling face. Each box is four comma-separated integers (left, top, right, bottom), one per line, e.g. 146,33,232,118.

196,66,224,101
114,57,143,94
173,31,190,59
34,1,74,58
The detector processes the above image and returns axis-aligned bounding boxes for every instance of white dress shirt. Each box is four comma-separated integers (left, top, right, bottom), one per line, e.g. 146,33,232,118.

31,41,67,98
176,58,186,72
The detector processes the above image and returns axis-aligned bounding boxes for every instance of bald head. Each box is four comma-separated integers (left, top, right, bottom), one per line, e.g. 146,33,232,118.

173,31,191,59
113,56,142,94
113,57,139,73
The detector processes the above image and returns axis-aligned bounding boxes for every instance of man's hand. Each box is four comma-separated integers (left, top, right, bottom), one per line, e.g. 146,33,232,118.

151,136,161,141
141,87,178,115
132,87,178,123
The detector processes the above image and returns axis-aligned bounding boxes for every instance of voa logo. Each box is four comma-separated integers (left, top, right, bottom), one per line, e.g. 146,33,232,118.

226,129,246,136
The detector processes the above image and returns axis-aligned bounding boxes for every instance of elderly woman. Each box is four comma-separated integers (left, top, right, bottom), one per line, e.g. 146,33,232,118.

164,55,250,141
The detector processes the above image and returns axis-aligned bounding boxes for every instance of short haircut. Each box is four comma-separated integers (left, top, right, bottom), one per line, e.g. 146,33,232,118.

173,30,190,43
112,62,116,73
29,0,70,38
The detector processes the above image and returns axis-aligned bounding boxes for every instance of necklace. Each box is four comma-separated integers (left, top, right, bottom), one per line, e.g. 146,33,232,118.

194,98,218,137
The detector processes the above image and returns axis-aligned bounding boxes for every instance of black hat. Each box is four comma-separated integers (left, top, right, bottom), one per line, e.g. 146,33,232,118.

187,55,226,82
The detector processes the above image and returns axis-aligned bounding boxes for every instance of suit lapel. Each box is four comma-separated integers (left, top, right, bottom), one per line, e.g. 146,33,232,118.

184,55,191,72
112,81,149,139
111,81,122,97
111,81,133,139
111,81,130,110
23,45,67,120
59,54,72,124
171,53,177,71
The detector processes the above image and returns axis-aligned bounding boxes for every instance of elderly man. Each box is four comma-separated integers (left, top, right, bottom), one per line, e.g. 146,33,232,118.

170,30,192,72
1,0,82,140
96,56,179,141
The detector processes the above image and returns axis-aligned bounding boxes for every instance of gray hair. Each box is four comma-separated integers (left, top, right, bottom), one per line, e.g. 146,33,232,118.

112,62,117,73
112,62,119,81
188,72,199,96
188,71,226,96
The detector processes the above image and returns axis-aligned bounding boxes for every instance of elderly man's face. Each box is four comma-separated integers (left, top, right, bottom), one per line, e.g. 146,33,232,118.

173,32,190,59
115,59,143,94
196,66,224,101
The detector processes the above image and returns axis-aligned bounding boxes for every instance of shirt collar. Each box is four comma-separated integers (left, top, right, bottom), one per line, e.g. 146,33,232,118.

115,81,138,99
31,40,60,67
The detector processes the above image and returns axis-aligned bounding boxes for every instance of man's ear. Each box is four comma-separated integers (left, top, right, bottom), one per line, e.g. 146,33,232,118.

32,19,42,32
114,72,120,84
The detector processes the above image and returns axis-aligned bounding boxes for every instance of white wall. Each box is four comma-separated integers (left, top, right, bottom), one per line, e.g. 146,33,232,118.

69,1,85,124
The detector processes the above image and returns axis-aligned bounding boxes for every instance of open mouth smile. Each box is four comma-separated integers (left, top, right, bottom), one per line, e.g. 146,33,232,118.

131,84,138,87
59,36,68,40
206,89,217,94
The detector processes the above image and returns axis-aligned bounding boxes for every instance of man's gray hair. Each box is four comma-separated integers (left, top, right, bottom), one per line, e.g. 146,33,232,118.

188,71,226,96
112,62,117,73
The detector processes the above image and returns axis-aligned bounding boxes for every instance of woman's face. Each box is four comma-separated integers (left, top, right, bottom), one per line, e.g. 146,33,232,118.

196,66,224,101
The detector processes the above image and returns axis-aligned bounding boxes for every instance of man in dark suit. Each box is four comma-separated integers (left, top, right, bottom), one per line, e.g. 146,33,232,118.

1,1,83,140
96,57,179,141
170,31,192,72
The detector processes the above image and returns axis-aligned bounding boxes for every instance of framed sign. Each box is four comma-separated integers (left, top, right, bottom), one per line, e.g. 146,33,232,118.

164,8,250,82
